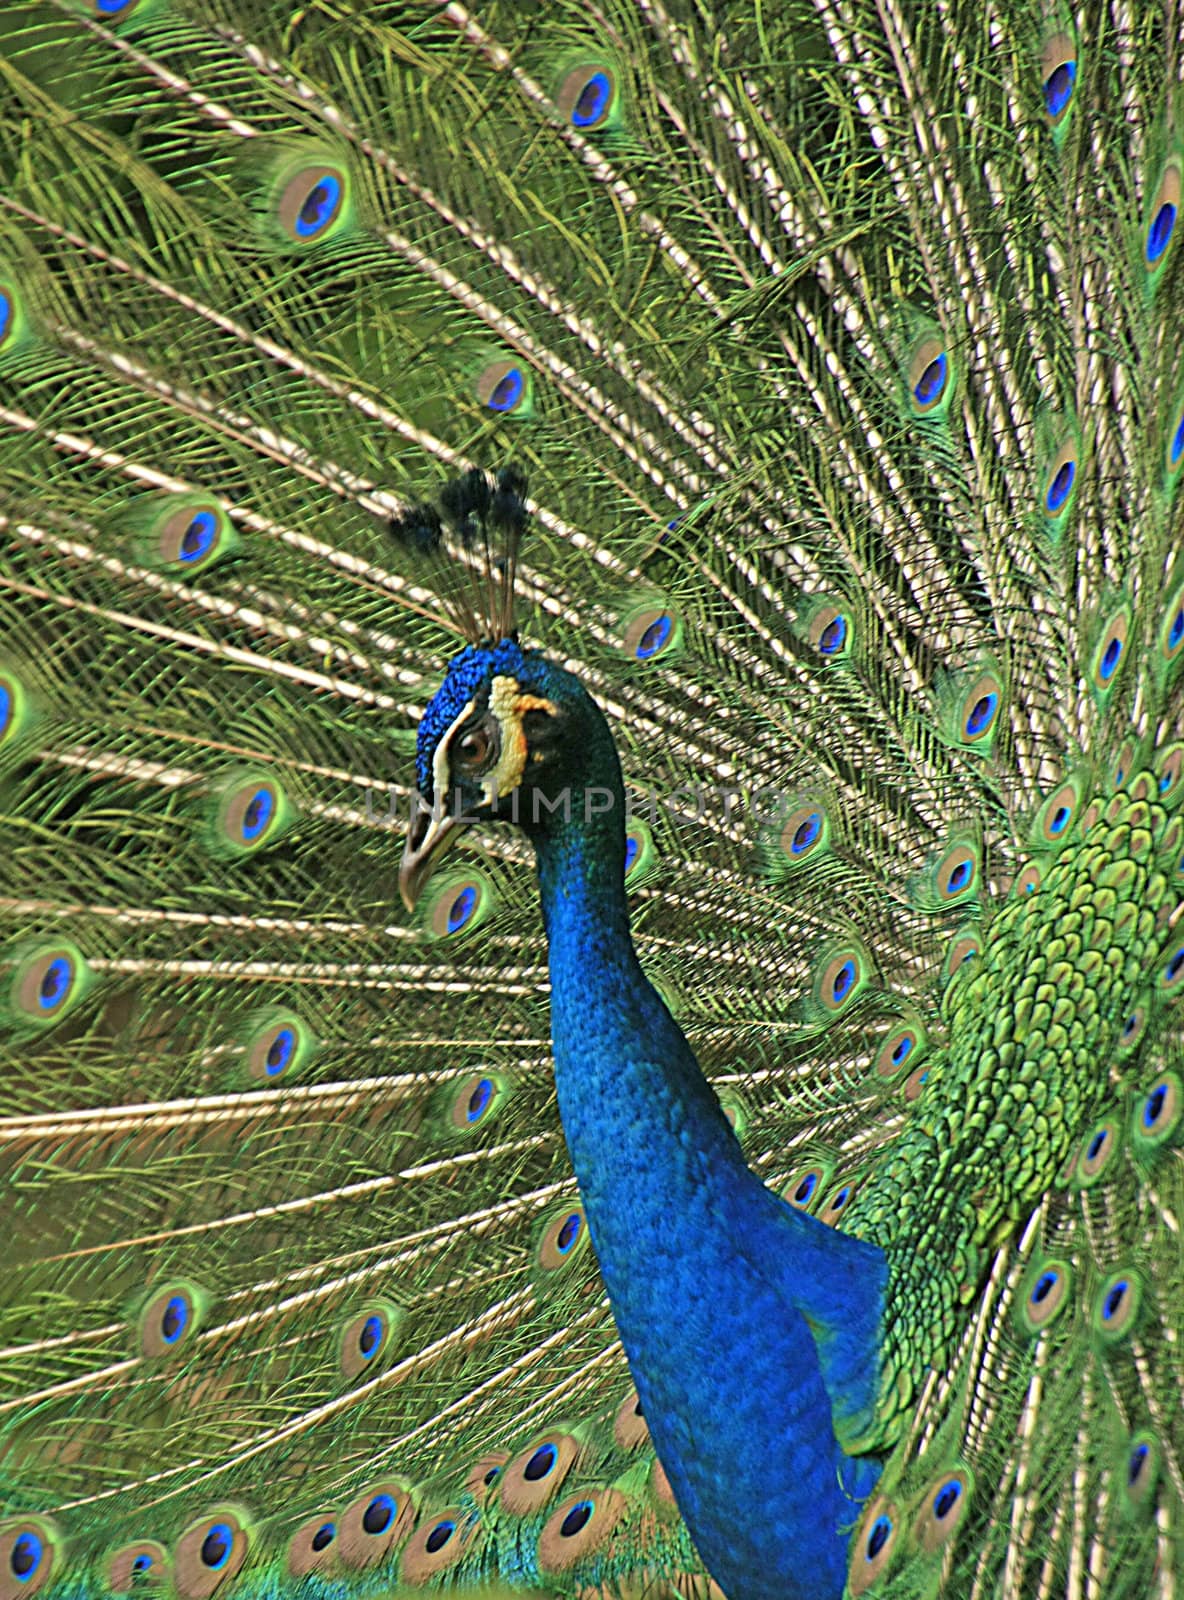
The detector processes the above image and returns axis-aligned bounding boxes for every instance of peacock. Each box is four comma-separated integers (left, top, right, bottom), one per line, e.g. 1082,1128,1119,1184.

0,0,1181,1597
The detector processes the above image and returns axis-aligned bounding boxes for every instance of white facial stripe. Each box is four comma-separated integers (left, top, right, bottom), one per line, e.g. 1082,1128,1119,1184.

434,698,476,806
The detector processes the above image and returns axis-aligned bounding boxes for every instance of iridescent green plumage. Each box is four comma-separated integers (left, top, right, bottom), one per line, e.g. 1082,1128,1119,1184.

0,1,1181,1597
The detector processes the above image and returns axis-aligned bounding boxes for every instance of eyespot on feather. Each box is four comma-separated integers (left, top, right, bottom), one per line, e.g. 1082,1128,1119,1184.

108,1543,169,1593
213,773,289,856
1153,742,1183,804
275,163,348,244
1131,1072,1181,1151
337,1484,415,1570
1019,1259,1073,1334
0,1520,59,1600
818,1179,858,1227
139,1281,204,1358
1033,776,1085,847
338,1300,402,1380
398,1508,475,1583
421,869,495,940
874,1018,926,1078
465,1453,508,1499
242,1010,312,1082
799,598,852,659
537,1487,627,1576
1090,608,1130,693
907,334,952,415
847,1497,899,1595
613,1389,649,1450
1145,160,1180,272
1120,1432,1161,1515
1042,437,1079,519
1116,1003,1148,1057
442,1068,509,1134
1093,1269,1141,1341
0,667,29,752
173,1511,250,1600
556,64,618,129
912,1468,972,1554
938,666,1004,750
497,1432,582,1515
536,1204,590,1272
6,941,93,1027
475,359,531,415
621,605,681,662
945,931,980,977
812,942,870,1013
623,816,657,879
779,801,830,867
1041,32,1077,126
149,498,235,572
782,1163,829,1211
286,1517,339,1579
1074,1117,1121,1186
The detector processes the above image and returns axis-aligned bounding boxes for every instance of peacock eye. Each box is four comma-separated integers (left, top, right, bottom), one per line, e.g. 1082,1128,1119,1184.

453,720,496,772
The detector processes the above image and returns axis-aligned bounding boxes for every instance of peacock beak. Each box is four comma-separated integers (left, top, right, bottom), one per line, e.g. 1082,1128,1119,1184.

399,799,469,911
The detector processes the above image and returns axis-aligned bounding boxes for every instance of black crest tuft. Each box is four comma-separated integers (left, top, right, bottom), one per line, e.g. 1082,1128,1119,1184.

387,465,529,645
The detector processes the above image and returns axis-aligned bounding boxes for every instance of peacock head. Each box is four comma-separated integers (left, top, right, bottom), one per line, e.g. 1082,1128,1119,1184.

399,636,619,910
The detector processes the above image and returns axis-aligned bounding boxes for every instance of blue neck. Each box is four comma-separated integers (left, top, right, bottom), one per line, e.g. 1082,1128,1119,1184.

533,785,886,1600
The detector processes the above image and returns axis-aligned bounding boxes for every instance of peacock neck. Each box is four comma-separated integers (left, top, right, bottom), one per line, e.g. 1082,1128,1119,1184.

530,754,884,1600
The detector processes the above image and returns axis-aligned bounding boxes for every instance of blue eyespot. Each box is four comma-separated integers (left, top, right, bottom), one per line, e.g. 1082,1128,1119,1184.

571,72,612,127
240,787,274,842
1031,1270,1058,1305
933,1479,962,1520
265,1027,295,1076
11,1534,42,1583
524,1443,557,1481
0,289,11,347
865,1515,892,1561
1128,1443,1150,1485
294,173,343,240
363,1494,395,1534
624,835,640,872
560,1500,594,1537
1173,410,1184,468
635,614,673,659
791,813,821,854
818,614,847,655
1165,946,1184,986
946,859,972,893
1147,202,1177,265
179,512,217,563
425,1520,455,1554
829,1185,851,1212
965,692,998,737
1099,637,1122,681
831,959,855,1003
200,1526,232,1571
161,1295,188,1344
96,0,137,13
311,1524,335,1552
132,1555,153,1574
556,1212,581,1253
1045,459,1075,513
913,353,948,407
794,1173,818,1204
1123,1014,1138,1038
1102,1280,1128,1320
1086,1129,1108,1161
447,885,477,933
892,1034,914,1065
1143,1084,1168,1128
0,683,10,741
38,956,72,1012
358,1315,382,1359
1043,59,1076,117
487,367,524,412
467,1077,494,1121
1049,804,1070,836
